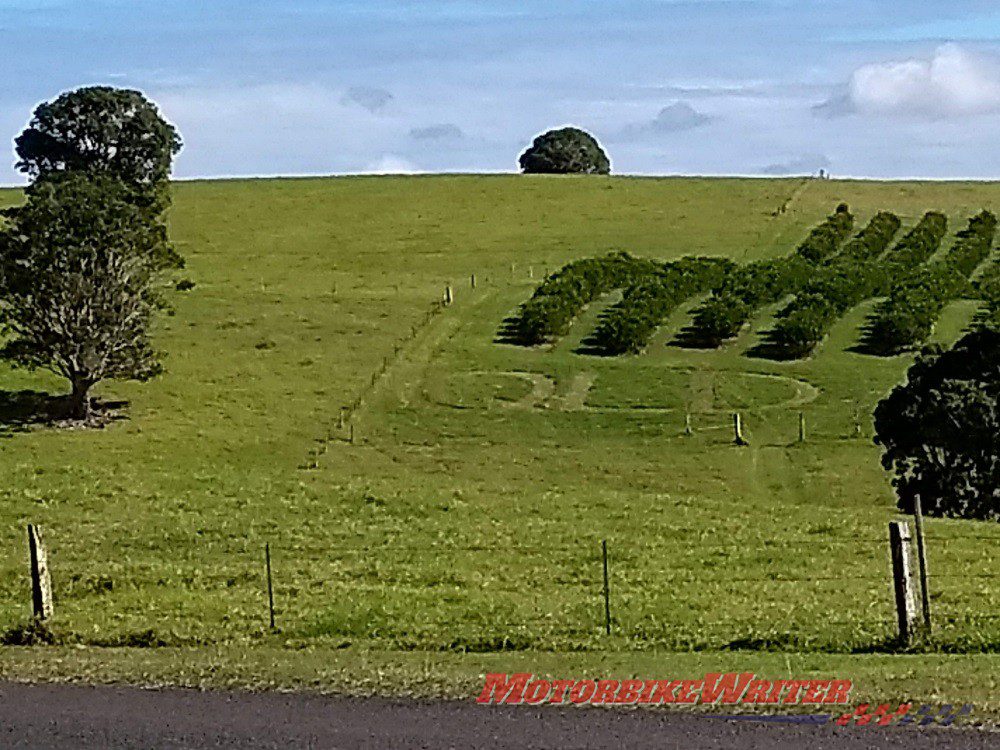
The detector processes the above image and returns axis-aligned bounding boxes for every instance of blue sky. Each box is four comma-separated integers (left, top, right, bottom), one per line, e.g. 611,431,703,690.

4,1,1000,180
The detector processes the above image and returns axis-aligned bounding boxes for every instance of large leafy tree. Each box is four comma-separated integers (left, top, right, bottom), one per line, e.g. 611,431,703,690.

0,174,173,420
873,328,1000,520
519,127,611,175
15,86,181,208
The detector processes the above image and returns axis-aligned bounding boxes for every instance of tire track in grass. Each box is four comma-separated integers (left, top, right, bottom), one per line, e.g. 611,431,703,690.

462,369,819,416
300,287,495,468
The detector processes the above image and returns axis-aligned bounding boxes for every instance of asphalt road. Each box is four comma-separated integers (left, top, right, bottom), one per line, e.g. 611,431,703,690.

0,682,995,749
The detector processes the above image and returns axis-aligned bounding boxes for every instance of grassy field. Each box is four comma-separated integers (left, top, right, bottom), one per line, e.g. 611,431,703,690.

3,175,1000,706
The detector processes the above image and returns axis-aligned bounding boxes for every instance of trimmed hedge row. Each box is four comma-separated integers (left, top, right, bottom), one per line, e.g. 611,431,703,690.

867,211,996,353
507,252,662,345
588,257,736,354
766,211,903,358
974,244,1000,328
688,204,855,346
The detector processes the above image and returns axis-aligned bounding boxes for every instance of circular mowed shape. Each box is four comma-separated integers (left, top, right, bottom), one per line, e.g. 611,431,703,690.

586,368,812,412
436,368,816,413
429,371,537,409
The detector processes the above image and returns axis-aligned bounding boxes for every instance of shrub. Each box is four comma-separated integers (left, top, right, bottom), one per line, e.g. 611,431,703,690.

507,252,661,345
590,257,735,354
688,205,854,346
868,211,994,354
874,327,1000,520
766,211,901,358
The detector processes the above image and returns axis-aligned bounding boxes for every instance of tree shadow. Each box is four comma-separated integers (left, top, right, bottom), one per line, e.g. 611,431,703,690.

494,314,529,346
0,389,128,436
574,303,623,356
669,323,726,350
847,313,903,357
743,331,803,362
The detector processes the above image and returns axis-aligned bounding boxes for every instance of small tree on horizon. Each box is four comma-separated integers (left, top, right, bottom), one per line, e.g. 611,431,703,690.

518,127,611,175
0,174,173,420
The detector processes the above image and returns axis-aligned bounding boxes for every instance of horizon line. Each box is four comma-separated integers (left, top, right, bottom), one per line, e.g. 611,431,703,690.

2,170,1000,188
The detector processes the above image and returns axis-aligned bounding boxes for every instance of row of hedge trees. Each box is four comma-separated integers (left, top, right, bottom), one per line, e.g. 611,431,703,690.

764,211,905,358
507,252,663,345
687,204,855,346
587,257,736,354
866,210,996,354
974,246,1000,328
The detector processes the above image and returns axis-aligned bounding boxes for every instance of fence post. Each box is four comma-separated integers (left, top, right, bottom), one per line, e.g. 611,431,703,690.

265,542,275,630
349,422,355,445
27,524,53,620
471,273,477,289
444,285,453,306
912,494,932,633
601,540,611,636
889,520,917,646
798,412,806,443
684,412,693,436
732,413,748,446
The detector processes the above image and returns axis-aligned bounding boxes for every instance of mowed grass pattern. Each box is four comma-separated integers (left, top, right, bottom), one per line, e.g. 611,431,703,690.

2,175,1000,652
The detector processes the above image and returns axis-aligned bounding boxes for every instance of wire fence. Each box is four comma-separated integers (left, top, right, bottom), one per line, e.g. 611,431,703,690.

9,516,1000,653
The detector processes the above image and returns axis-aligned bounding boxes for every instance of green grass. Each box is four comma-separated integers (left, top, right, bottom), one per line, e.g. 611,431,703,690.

6,646,1000,717
4,175,1000,701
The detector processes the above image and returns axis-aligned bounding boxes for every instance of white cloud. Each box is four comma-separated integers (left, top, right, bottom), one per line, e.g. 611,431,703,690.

152,83,403,177
364,154,420,174
819,44,1000,118
613,100,712,141
649,102,711,132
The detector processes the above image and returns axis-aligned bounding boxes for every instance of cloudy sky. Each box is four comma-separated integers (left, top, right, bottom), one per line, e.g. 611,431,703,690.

4,0,1000,181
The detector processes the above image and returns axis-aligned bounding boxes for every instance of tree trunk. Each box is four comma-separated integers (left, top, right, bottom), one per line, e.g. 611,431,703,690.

69,378,92,420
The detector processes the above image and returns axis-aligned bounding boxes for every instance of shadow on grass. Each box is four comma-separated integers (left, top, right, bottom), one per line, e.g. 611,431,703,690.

669,323,727,350
494,314,530,346
845,312,908,357
574,303,624,357
0,389,128,436
743,335,805,362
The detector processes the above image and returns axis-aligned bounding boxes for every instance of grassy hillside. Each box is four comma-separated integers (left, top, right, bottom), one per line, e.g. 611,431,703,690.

2,174,1000,665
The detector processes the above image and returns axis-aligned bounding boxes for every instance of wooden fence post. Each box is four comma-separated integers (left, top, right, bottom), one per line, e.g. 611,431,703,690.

732,413,748,446
913,494,932,633
265,542,275,630
889,520,917,646
798,412,806,443
684,413,693,436
601,540,611,636
470,273,477,289
27,524,53,620
444,285,453,306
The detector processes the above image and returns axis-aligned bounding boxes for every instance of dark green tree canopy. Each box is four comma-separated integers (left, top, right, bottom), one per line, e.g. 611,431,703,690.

0,173,172,419
15,86,181,202
519,127,611,175
873,328,1000,520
